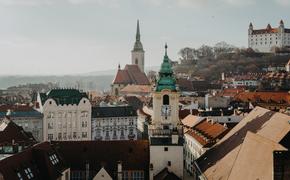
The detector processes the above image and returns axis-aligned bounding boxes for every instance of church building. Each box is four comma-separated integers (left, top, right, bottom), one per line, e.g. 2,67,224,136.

148,44,183,179
111,20,150,96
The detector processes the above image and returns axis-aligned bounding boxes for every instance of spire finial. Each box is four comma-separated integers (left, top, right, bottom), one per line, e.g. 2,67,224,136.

165,43,168,56
136,19,140,41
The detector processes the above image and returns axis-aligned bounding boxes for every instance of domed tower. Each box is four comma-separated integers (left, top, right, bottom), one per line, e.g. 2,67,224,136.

131,20,145,72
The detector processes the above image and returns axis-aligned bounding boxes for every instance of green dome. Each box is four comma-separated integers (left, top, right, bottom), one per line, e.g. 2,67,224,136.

156,44,177,92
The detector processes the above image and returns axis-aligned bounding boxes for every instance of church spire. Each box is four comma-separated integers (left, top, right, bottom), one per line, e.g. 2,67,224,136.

132,20,144,52
136,19,140,41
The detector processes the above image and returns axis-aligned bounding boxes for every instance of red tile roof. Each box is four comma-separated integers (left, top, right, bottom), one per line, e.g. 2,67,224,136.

112,65,150,85
234,91,290,104
186,119,228,147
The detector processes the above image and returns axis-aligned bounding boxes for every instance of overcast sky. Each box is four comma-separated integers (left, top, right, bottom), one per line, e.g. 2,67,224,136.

0,0,289,75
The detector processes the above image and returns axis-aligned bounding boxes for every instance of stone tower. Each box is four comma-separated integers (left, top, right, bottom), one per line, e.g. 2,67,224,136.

131,20,145,72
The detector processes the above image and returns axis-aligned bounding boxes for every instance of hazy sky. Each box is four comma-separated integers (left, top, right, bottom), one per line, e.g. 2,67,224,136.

0,0,289,75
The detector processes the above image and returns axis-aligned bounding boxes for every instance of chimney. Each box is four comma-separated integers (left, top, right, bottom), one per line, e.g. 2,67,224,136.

117,161,122,180
172,134,179,144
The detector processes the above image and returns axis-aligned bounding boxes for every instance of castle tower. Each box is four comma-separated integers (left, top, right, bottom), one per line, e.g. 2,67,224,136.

148,44,183,179
131,20,145,72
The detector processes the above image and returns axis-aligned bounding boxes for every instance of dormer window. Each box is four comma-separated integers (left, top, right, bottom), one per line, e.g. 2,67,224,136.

49,154,59,165
16,172,23,180
24,168,33,179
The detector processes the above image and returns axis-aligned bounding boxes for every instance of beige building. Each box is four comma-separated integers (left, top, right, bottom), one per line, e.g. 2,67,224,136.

37,89,91,141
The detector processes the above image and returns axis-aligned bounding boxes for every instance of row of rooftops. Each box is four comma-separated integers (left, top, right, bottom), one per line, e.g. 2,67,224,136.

0,140,150,180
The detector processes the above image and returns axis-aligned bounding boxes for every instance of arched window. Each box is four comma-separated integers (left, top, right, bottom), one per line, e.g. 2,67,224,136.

135,58,138,64
163,95,169,105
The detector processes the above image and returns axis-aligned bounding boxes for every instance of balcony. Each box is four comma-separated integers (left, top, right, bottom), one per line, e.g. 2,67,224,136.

148,129,172,136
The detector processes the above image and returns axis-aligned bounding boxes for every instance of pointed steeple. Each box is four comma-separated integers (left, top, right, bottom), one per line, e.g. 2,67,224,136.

156,44,176,92
132,20,144,52
136,20,141,41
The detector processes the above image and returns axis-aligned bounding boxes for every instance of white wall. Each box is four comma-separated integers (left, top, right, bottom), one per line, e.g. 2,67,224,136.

43,97,91,141
150,145,183,179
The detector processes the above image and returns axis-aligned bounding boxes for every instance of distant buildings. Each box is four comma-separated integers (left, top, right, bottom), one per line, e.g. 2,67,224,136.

248,20,290,52
91,106,138,141
0,105,43,141
37,89,91,141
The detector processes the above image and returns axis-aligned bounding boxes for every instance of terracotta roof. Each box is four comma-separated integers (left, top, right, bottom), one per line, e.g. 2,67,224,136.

112,64,150,85
186,119,228,147
120,85,151,94
234,91,290,104
181,115,202,128
52,140,150,179
219,88,245,97
197,106,290,180
0,142,67,180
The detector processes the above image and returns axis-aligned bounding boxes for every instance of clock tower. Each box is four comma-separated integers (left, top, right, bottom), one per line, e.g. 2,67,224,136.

148,44,183,179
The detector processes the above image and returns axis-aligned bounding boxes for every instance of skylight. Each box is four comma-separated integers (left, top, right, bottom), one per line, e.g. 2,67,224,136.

49,154,59,165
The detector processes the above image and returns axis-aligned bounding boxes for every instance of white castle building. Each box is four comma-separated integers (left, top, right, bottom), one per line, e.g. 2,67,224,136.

248,20,290,52
36,89,91,141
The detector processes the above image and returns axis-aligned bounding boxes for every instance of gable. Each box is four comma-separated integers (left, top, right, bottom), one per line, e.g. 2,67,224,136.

93,167,112,180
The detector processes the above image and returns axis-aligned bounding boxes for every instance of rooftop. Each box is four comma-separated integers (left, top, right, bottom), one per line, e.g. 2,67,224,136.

196,106,290,180
92,105,137,118
40,88,88,105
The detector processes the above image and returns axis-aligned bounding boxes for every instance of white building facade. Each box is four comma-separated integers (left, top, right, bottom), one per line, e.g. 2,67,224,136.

38,89,91,141
248,20,290,52
91,106,138,141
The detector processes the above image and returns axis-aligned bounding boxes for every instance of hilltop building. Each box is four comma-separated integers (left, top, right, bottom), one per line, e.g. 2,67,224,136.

148,44,183,179
248,20,290,52
111,21,150,96
36,89,91,141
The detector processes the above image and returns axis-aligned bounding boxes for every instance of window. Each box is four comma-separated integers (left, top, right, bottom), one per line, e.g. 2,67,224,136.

49,154,59,165
163,95,169,105
48,134,53,141
73,132,77,138
168,161,171,166
82,132,87,138
58,133,62,140
16,172,23,180
164,147,168,151
24,168,33,179
48,122,53,129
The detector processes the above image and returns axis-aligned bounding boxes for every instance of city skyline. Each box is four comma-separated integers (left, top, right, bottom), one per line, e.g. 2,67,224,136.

0,0,289,75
